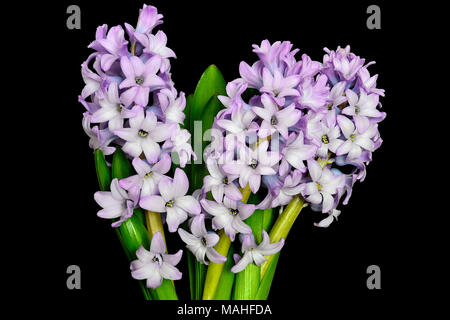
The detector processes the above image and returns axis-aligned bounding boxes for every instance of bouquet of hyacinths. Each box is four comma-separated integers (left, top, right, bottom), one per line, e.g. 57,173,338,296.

79,4,385,300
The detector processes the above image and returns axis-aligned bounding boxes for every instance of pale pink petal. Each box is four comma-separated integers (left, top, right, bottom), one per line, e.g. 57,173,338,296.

139,195,166,212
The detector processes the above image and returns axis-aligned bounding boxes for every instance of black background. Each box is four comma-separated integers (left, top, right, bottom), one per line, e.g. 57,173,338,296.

24,0,435,314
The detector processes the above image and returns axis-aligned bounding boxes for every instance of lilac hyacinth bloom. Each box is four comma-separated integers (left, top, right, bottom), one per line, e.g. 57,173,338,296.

82,113,115,155
135,30,176,59
270,170,304,207
202,157,242,203
119,55,166,106
328,81,348,109
140,169,201,232
323,46,366,82
280,131,317,176
217,79,248,113
113,106,174,163
130,232,182,289
119,153,171,201
200,198,255,241
341,89,383,133
96,25,128,71
216,104,256,138
81,57,102,99
260,67,301,105
302,160,345,213
222,141,280,193
295,53,321,79
87,24,108,52
94,178,135,227
357,66,385,96
177,214,227,265
90,82,136,130
314,209,341,228
125,4,163,37
231,231,285,273
336,115,378,160
297,75,329,112
252,94,302,139
158,88,186,124
239,61,263,89
162,127,196,168
312,117,343,159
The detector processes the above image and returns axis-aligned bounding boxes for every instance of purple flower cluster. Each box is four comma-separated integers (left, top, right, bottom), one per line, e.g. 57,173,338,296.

200,41,385,233
83,5,201,288
79,4,194,167
81,5,200,229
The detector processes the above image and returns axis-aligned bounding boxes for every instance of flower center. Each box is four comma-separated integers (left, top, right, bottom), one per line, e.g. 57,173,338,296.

117,105,123,112
273,89,280,95
321,135,329,144
152,255,161,263
201,237,207,246
349,134,356,141
229,208,239,216
317,183,323,191
138,129,149,137
145,171,153,178
135,76,144,85
222,177,228,184
165,199,175,208
249,159,258,169
270,116,278,125
326,103,333,110
354,105,360,114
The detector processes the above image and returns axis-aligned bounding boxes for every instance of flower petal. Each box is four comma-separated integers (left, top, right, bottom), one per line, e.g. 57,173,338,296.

139,195,166,212
150,231,166,254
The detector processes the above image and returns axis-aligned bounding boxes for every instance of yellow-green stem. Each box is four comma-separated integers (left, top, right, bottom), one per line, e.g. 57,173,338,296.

260,195,305,278
202,184,252,299
240,185,252,203
145,210,167,250
202,229,231,300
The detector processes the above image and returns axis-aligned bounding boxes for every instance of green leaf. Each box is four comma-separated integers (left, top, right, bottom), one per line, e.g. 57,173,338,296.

262,207,276,232
189,65,226,192
190,65,226,126
191,95,224,191
214,245,236,300
254,252,280,300
119,208,150,257
182,93,194,132
111,148,134,180
194,260,206,300
233,263,260,300
186,250,196,299
94,149,111,191
152,279,178,300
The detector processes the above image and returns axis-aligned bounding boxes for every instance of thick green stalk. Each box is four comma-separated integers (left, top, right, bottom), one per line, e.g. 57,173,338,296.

214,246,236,300
260,195,305,278
254,252,280,300
202,230,231,299
233,263,260,300
202,185,251,300
232,208,267,299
